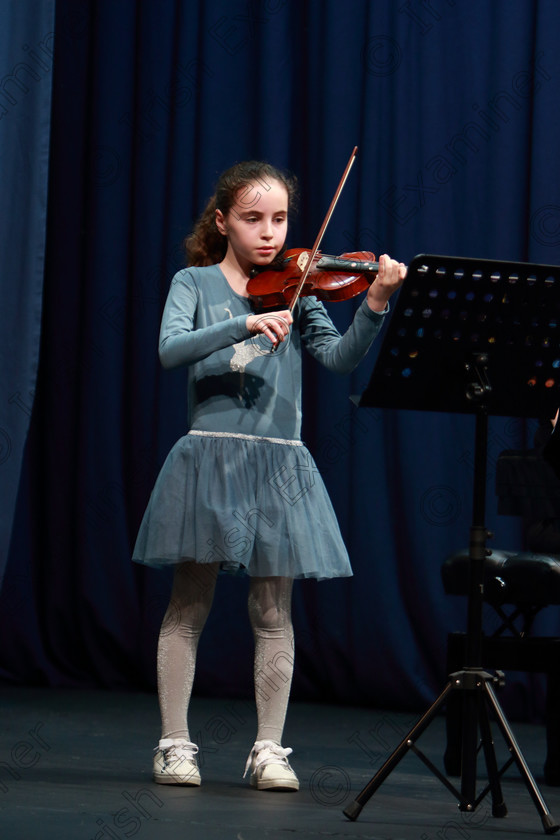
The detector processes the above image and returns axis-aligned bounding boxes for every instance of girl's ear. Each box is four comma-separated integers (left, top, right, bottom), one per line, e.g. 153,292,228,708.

215,209,227,236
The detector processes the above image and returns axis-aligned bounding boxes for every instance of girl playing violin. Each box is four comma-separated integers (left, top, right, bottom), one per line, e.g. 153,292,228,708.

133,160,406,792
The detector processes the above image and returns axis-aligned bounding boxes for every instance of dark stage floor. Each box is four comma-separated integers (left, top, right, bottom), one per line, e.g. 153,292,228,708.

1,686,560,839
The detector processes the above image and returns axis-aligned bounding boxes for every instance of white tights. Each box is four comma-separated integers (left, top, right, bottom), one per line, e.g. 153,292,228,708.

156,562,294,745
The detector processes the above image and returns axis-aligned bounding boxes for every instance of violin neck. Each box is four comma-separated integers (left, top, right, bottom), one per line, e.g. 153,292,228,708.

316,255,379,274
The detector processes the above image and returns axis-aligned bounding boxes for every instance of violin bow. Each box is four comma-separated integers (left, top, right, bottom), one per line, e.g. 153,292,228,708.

288,146,358,313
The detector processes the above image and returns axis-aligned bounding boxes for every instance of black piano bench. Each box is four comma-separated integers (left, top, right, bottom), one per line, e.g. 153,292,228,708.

442,548,560,785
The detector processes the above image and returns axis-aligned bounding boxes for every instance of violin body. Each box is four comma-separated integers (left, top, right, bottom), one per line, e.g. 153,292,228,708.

247,248,378,310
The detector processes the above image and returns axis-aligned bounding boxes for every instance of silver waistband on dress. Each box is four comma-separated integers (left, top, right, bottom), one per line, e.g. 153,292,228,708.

188,430,303,446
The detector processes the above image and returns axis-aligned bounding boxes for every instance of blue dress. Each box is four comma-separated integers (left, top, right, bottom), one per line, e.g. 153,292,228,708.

132,265,386,579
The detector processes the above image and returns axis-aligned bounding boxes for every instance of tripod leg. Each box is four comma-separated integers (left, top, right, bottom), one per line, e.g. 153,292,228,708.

459,674,480,807
484,681,559,834
343,682,453,821
478,698,507,817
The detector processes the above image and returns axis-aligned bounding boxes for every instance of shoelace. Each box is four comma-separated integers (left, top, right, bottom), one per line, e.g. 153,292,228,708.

156,739,199,766
243,740,293,778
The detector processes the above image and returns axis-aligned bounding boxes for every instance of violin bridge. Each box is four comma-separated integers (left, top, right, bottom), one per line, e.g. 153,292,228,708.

296,251,310,271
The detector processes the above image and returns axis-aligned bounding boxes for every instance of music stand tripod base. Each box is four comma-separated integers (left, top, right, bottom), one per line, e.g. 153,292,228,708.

343,667,558,833
343,254,560,834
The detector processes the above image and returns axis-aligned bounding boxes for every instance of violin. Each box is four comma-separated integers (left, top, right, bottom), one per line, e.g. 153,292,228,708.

247,146,401,319
247,248,379,310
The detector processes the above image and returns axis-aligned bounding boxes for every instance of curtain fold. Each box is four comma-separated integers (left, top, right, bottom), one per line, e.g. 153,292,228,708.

0,0,55,586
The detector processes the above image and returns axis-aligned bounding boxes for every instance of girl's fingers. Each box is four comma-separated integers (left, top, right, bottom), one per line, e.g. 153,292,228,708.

247,312,292,342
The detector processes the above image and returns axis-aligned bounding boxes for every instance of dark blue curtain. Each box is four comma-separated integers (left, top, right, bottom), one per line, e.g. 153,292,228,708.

0,0,54,582
2,0,560,719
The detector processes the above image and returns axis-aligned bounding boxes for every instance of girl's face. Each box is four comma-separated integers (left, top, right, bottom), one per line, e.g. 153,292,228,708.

215,178,288,271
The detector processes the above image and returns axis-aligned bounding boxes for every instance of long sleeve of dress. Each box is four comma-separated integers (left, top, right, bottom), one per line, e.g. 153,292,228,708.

158,270,252,369
298,296,387,375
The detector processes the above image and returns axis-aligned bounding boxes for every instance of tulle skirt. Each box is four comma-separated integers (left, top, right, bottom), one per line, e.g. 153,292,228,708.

132,431,352,580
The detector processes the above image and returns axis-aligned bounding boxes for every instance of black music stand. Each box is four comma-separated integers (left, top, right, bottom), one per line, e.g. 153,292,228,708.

343,254,560,833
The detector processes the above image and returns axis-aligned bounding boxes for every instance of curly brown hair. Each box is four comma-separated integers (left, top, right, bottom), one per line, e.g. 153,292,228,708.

184,161,298,267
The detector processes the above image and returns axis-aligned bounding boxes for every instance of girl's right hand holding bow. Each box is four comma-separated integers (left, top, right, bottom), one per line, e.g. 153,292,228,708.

246,310,293,348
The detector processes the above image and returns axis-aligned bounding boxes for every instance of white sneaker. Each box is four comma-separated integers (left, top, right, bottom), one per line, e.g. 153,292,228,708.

153,739,201,785
243,740,299,791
